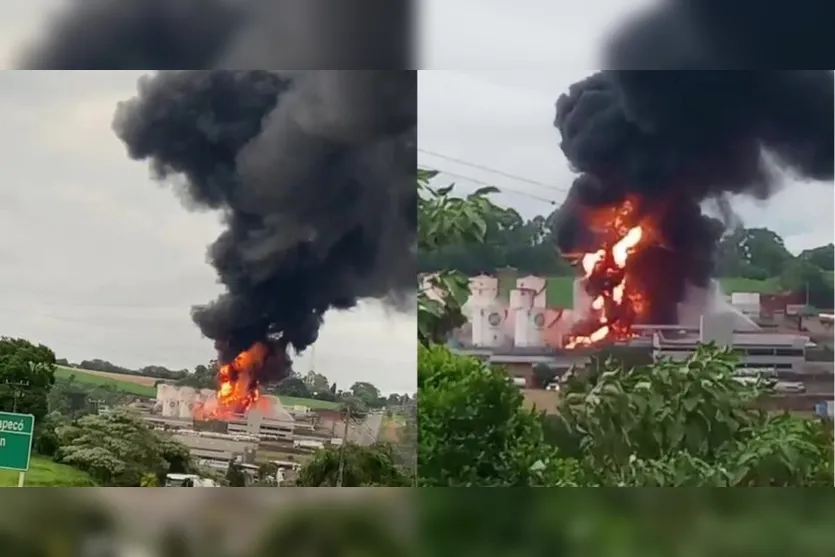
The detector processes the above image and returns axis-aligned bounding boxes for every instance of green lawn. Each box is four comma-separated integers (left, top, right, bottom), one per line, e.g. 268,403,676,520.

54,366,157,398
53,366,341,409
0,455,96,487
273,396,342,410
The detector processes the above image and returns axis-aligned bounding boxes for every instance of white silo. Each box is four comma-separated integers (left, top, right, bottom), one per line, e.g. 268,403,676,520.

472,305,508,347
516,275,547,307
508,287,535,310
177,386,197,419
468,275,499,307
515,307,547,347
157,384,178,418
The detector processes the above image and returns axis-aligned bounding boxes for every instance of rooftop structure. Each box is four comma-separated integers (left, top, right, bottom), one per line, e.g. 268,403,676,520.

652,312,811,374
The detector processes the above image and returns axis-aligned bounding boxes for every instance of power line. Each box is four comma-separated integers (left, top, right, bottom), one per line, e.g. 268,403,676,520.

426,168,560,206
418,147,570,195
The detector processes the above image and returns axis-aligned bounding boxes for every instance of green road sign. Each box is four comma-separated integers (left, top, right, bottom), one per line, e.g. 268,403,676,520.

0,412,35,472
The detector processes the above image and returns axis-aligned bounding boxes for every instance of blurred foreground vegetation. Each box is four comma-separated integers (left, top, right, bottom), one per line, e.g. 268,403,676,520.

1,490,834,557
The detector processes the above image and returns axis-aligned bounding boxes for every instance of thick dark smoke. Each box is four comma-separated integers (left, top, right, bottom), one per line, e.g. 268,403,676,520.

113,71,416,378
17,0,245,69
554,2,833,325
16,0,412,69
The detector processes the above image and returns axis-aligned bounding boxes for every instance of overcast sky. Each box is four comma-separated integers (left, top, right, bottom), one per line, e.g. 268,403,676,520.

419,69,833,253
417,1,834,254
0,72,415,395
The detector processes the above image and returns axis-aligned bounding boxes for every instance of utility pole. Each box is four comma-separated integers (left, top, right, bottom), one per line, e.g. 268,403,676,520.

4,380,29,413
336,404,351,487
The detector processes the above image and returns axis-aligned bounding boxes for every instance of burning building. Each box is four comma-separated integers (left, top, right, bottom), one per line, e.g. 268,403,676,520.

547,0,833,349
115,71,416,416
552,70,832,348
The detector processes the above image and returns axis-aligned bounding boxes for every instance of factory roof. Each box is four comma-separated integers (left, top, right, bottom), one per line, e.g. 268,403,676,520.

655,330,809,347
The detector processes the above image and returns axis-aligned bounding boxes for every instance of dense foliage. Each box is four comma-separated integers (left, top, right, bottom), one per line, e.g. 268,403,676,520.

418,344,572,486
0,337,56,422
54,410,194,486
4,490,835,557
295,442,411,487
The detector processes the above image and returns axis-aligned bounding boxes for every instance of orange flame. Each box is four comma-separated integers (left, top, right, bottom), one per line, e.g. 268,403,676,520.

564,197,651,349
196,342,268,419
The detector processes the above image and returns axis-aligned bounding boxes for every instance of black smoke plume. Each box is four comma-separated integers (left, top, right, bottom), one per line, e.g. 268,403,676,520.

16,0,412,69
554,2,833,325
113,71,416,378
17,0,245,69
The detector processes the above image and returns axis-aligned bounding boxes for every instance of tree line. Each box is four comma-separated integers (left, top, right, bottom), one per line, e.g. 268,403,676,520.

419,199,834,308
58,356,410,411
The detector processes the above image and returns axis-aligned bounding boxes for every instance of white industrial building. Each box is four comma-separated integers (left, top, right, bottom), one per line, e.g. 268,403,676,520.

153,384,296,439
155,384,217,419
170,431,259,471
459,274,773,350
651,312,810,374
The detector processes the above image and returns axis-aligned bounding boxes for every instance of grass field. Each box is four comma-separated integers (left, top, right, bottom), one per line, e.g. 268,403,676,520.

0,455,96,487
54,365,156,397
277,396,342,410
53,366,342,409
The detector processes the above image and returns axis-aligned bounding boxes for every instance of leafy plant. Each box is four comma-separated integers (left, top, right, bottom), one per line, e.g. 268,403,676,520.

417,169,500,345
417,344,575,486
554,344,834,486
295,443,410,487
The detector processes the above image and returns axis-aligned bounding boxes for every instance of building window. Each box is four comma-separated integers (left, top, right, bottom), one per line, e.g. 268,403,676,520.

738,363,795,370
775,349,803,357
744,348,775,356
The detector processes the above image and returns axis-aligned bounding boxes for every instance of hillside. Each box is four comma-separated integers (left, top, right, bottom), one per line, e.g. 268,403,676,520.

53,365,341,409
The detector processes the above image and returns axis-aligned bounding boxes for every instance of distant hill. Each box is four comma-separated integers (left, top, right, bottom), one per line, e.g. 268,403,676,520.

53,365,341,409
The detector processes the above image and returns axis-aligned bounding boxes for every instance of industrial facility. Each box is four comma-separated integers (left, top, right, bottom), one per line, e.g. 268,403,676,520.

138,384,384,480
439,272,833,415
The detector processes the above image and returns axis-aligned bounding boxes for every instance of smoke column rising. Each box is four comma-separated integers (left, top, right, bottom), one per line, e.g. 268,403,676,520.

113,71,416,377
553,2,833,325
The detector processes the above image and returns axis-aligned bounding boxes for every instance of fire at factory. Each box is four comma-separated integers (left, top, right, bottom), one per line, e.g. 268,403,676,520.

441,68,833,415
113,70,416,417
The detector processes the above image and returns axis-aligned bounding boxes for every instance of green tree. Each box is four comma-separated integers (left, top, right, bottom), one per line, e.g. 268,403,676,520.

0,337,56,421
54,409,193,486
178,361,217,389
417,344,574,486
275,376,312,398
553,345,833,486
800,243,835,271
303,370,330,393
349,381,381,408
295,442,410,487
780,258,834,309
